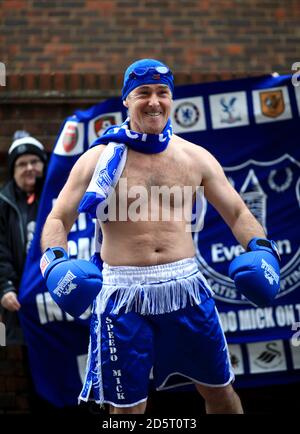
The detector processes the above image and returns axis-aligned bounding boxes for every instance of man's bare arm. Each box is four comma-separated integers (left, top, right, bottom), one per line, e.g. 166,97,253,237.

201,150,265,248
41,145,104,252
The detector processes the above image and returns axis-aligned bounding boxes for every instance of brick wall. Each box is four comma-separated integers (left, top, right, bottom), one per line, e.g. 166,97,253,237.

1,0,299,75
0,92,94,181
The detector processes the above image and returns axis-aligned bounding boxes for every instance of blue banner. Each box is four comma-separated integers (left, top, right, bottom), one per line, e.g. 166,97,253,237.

19,74,300,406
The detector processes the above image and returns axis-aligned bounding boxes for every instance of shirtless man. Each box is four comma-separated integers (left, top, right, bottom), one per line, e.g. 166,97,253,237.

40,59,280,414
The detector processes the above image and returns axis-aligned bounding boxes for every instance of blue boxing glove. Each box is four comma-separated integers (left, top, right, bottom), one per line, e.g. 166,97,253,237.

40,247,102,318
228,238,280,306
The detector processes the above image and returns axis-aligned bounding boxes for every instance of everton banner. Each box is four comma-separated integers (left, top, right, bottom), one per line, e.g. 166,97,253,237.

19,74,300,406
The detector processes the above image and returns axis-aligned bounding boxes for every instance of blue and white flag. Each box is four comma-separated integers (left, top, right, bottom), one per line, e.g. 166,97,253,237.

18,75,300,406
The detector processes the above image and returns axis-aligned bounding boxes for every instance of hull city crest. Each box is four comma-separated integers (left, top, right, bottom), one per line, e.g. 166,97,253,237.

259,90,285,118
194,154,300,305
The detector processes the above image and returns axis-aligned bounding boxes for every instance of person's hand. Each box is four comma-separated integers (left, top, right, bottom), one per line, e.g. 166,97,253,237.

1,291,21,312
40,247,103,318
229,238,280,306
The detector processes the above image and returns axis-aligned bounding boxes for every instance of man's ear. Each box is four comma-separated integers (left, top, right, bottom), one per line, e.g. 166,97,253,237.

123,99,128,108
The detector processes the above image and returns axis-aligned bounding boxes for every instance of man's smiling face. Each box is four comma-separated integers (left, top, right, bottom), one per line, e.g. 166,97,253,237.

124,84,172,134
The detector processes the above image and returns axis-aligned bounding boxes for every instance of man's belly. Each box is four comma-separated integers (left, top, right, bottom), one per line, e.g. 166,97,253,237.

100,220,196,266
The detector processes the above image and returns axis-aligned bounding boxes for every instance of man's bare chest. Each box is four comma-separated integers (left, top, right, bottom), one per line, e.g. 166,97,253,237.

119,154,193,191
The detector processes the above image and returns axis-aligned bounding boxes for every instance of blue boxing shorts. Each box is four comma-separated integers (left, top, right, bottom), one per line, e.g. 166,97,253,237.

79,257,234,408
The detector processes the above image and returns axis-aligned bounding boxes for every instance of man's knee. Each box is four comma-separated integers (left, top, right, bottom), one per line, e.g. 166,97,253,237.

195,382,236,401
195,383,243,414
110,401,147,414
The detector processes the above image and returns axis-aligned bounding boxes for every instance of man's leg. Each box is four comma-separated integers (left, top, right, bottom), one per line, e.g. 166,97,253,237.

109,401,147,414
195,383,243,414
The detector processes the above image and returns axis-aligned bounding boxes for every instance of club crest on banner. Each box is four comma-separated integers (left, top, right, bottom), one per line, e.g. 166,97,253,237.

228,344,245,375
194,154,300,304
174,102,199,127
247,341,286,373
259,90,285,118
88,112,123,145
54,120,84,156
171,97,206,133
63,123,78,152
252,86,292,123
209,91,249,129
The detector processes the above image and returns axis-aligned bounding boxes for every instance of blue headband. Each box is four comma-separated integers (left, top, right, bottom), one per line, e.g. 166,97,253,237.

122,59,174,100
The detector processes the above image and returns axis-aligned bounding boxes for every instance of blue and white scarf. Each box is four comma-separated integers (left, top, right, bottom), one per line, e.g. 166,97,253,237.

78,117,173,218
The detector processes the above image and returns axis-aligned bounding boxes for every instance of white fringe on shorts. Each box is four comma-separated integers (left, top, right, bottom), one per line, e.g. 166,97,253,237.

97,257,213,315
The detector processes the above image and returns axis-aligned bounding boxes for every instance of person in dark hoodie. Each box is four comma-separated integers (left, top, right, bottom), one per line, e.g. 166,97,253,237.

0,131,47,345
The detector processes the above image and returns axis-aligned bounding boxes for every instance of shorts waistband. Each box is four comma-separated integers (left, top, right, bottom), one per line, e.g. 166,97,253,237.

102,257,199,285
95,257,213,316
